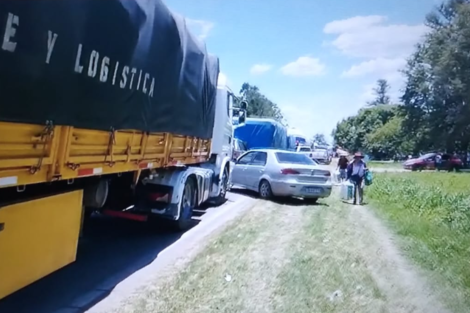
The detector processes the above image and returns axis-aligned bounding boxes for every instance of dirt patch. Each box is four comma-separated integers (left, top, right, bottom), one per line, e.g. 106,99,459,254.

271,189,451,313
234,201,304,313
349,205,450,313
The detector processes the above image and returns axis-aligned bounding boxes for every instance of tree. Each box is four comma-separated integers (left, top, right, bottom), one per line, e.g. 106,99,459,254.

238,83,284,122
366,115,415,158
402,0,470,156
332,105,399,158
312,133,327,146
368,79,391,106
333,0,470,161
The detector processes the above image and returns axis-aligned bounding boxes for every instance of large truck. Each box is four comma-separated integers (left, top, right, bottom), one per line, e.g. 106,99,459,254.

234,118,288,151
287,127,308,149
0,1,245,300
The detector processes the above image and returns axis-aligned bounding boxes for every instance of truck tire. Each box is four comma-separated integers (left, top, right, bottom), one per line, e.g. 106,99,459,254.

83,179,109,209
174,177,197,231
213,167,229,206
259,180,273,199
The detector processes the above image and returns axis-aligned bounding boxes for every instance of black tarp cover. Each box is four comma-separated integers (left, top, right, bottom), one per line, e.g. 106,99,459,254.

0,0,219,139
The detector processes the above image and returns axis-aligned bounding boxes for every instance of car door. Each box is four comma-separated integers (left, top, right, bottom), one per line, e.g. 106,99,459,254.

425,155,436,170
244,152,268,190
231,152,255,187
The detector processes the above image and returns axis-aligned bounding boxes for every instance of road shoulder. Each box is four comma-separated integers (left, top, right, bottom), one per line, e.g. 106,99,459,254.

86,194,257,313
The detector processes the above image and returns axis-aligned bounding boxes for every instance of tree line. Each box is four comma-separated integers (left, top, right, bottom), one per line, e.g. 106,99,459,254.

235,82,284,123
333,0,470,161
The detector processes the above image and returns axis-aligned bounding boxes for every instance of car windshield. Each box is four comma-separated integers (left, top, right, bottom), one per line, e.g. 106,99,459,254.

418,153,435,160
275,152,317,165
295,137,307,145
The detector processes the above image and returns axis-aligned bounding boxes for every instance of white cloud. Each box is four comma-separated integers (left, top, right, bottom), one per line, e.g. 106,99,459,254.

280,56,326,77
324,15,387,34
185,18,214,40
341,57,406,82
250,63,273,75
324,15,428,59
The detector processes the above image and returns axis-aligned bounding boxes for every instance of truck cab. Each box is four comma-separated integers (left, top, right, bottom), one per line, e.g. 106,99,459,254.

137,82,244,230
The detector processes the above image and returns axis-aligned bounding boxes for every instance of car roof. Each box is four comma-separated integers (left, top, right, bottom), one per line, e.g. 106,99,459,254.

249,149,300,154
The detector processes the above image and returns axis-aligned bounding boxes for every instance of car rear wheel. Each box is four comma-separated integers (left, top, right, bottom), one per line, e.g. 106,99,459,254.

259,180,273,199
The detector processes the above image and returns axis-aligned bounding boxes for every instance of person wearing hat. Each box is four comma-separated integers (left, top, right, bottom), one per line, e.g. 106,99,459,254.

346,152,368,205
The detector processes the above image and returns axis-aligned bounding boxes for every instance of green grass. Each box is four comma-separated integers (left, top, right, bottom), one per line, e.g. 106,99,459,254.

116,196,397,313
368,161,403,169
367,172,470,310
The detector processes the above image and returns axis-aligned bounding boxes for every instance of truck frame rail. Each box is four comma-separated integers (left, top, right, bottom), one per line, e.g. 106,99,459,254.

0,122,211,189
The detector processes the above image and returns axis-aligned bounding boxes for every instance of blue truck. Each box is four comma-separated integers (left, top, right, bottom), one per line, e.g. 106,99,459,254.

234,118,288,150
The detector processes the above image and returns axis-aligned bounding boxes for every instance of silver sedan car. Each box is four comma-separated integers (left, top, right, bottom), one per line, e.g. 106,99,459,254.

231,149,332,203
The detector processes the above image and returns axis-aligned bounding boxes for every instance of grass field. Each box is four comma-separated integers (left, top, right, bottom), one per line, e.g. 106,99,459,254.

117,198,392,313
367,172,470,310
367,161,403,169
113,187,458,313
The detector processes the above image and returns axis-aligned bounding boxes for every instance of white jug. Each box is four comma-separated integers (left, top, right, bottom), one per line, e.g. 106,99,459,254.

340,181,354,201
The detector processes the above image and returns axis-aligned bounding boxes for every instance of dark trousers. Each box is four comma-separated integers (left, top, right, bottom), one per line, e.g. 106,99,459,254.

350,175,364,204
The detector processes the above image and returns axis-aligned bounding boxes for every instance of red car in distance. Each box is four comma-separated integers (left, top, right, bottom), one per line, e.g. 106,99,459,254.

403,152,463,171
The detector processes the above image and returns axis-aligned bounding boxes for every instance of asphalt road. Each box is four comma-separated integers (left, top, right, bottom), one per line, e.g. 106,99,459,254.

0,192,254,313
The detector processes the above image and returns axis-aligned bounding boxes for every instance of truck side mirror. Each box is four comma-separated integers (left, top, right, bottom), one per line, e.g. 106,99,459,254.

240,101,247,110
238,111,246,125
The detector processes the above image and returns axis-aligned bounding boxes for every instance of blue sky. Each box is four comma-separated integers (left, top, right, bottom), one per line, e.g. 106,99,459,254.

165,0,437,142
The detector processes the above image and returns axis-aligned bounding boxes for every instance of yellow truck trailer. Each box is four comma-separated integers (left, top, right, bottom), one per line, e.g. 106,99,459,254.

0,122,211,189
0,0,246,300
0,120,221,300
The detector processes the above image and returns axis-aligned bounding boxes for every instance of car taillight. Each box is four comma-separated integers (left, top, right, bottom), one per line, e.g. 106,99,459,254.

281,168,300,175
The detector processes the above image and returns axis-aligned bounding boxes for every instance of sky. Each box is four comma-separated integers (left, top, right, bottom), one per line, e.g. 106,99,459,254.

165,0,438,143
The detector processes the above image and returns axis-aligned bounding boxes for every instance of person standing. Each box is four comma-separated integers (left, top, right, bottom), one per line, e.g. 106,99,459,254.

435,153,442,171
347,152,368,205
337,155,348,182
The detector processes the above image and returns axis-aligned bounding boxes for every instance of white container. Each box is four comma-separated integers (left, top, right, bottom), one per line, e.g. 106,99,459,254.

340,181,354,201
